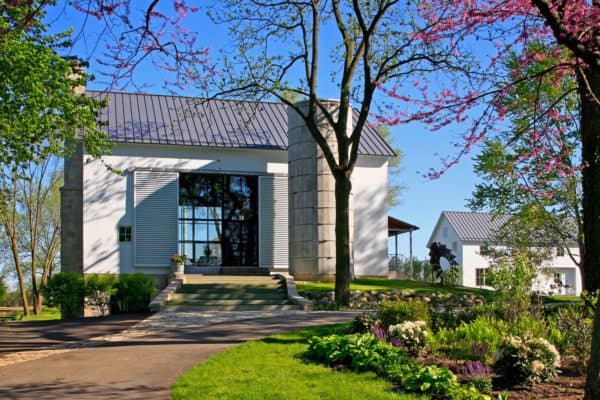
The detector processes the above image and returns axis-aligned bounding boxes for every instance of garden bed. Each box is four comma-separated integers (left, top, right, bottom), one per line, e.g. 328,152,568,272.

420,356,585,399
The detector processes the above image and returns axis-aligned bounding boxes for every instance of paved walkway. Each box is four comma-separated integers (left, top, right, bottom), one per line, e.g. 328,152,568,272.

0,310,358,399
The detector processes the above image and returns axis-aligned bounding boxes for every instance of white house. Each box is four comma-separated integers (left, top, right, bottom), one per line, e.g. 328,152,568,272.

61,91,395,287
427,211,582,295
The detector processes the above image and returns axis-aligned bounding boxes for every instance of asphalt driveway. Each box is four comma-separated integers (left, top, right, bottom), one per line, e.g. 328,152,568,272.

0,311,356,400
0,314,149,354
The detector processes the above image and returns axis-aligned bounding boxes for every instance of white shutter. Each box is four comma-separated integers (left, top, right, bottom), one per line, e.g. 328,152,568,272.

134,171,178,267
259,175,289,269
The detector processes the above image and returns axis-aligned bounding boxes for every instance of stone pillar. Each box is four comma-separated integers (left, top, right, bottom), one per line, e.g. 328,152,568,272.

288,100,353,281
60,142,84,273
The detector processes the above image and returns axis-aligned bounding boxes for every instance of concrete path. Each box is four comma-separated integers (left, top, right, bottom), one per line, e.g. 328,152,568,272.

0,311,357,400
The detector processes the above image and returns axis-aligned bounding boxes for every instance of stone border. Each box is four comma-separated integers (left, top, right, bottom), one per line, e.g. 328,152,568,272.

272,272,313,311
149,278,183,312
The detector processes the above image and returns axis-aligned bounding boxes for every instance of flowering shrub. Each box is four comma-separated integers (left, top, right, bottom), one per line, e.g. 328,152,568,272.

388,320,429,356
493,335,561,384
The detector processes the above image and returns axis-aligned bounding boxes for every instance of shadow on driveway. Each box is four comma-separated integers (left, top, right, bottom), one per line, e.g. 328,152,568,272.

0,314,150,354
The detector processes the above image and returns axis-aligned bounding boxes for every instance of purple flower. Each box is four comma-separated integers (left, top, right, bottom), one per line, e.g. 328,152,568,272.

472,341,489,357
370,325,389,341
390,337,403,348
462,360,491,377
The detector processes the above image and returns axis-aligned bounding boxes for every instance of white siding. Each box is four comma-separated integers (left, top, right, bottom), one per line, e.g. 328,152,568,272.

83,143,390,278
352,156,389,277
259,175,289,269
83,143,288,274
428,214,583,294
133,171,178,267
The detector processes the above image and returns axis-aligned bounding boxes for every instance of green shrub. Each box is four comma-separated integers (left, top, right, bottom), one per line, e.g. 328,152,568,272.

509,314,564,347
111,273,156,313
400,364,490,400
42,272,85,319
0,277,7,305
402,364,457,395
378,299,430,329
493,335,560,385
306,332,489,400
347,313,377,333
467,375,493,395
85,274,118,316
430,305,487,332
430,317,507,361
549,305,592,373
304,333,406,372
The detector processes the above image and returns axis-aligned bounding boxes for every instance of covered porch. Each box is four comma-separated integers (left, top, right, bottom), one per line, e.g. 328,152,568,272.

388,216,419,279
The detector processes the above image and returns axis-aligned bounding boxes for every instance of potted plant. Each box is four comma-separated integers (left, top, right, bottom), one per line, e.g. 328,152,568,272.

170,253,188,274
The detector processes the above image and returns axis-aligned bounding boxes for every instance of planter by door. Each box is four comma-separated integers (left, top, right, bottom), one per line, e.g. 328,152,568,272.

174,262,185,274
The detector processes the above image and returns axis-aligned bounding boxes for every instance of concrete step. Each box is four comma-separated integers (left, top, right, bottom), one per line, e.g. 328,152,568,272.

165,304,303,312
165,274,294,311
183,275,281,285
220,267,270,276
172,292,288,301
167,298,292,306
178,284,283,292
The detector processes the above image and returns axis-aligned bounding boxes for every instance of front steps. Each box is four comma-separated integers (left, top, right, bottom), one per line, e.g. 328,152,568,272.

165,275,303,311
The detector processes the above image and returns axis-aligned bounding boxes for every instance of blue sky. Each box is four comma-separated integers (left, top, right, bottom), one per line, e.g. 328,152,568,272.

46,3,481,260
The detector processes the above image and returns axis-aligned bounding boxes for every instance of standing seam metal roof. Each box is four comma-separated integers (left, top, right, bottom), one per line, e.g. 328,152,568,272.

87,91,396,156
442,211,511,242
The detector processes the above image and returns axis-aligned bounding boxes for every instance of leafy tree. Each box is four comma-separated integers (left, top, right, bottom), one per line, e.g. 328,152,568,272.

470,43,583,281
0,27,109,174
205,0,468,305
0,160,62,316
372,2,598,395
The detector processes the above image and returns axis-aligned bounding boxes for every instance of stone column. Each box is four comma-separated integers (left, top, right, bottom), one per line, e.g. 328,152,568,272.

288,100,353,281
60,142,84,273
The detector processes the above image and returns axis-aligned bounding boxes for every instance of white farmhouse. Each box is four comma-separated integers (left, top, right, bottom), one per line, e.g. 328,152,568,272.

61,91,395,287
427,211,582,295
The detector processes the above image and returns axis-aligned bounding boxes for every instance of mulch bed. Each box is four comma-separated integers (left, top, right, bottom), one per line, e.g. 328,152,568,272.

421,356,585,399
491,365,584,400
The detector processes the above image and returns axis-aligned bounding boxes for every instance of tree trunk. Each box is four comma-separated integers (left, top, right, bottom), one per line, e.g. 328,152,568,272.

15,258,29,317
9,237,29,317
334,171,352,306
578,67,600,400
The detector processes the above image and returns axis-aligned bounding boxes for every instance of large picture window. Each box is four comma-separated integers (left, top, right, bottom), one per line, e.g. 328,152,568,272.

178,173,258,266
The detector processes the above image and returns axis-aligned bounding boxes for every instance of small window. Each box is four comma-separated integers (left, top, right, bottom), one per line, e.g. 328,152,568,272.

556,247,565,257
479,245,490,256
476,268,487,286
119,226,132,242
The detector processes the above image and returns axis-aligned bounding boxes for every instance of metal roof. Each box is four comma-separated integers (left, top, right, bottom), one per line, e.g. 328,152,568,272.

388,216,419,236
442,211,510,242
87,91,395,157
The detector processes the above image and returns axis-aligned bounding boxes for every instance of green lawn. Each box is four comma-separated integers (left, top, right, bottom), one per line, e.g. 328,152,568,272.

172,324,426,400
543,295,582,304
296,278,489,297
13,307,60,322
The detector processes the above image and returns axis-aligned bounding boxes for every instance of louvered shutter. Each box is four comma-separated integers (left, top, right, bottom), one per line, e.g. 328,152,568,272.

259,175,289,269
134,171,178,267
